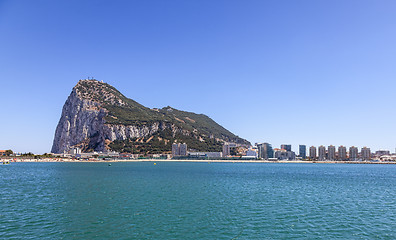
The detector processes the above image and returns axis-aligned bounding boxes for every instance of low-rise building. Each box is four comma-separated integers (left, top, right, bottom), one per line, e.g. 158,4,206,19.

375,150,390,157
379,155,396,161
245,148,258,158
68,147,81,155
274,148,295,160
274,148,287,160
188,152,222,158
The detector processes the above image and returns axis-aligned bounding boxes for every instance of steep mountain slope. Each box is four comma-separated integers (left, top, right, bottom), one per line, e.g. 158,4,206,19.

51,79,250,154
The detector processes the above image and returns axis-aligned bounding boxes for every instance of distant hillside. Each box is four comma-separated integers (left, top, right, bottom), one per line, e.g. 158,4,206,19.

51,79,250,154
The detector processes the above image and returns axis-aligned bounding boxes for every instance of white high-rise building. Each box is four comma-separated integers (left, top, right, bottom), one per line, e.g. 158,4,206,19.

338,146,347,160
309,146,317,159
318,145,326,160
349,146,358,160
361,147,371,160
328,145,336,160
172,143,188,156
222,144,231,157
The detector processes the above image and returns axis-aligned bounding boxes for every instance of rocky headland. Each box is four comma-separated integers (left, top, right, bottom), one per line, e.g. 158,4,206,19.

51,79,250,154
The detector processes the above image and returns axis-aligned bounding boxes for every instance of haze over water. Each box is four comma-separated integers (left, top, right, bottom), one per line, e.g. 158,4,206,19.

1,162,396,239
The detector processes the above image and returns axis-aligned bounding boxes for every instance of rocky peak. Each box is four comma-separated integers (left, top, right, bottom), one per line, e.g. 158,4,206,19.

74,79,126,106
52,79,250,154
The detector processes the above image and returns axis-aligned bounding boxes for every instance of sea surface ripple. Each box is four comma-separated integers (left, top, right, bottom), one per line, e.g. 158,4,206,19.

1,162,396,239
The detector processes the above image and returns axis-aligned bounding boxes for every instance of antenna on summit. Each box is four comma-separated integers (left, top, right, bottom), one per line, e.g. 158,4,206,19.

86,76,97,80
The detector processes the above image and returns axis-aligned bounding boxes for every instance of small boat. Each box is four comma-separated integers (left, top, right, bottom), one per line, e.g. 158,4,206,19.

2,160,10,165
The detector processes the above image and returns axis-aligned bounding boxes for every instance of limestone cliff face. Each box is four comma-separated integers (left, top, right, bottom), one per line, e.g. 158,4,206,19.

103,122,188,141
52,79,250,154
51,88,104,153
51,81,189,153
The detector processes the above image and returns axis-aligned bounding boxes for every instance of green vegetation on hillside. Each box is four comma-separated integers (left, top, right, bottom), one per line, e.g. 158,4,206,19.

108,129,223,155
76,80,250,153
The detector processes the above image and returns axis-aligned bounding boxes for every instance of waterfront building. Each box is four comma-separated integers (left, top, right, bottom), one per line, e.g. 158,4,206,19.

274,148,288,160
379,155,396,161
172,144,179,156
318,145,326,160
0,150,6,156
375,150,390,157
274,148,295,160
223,143,238,157
68,147,81,155
288,151,296,160
264,143,274,159
361,147,371,160
179,143,187,156
172,143,188,156
188,152,222,158
338,146,347,160
328,145,336,160
257,143,273,160
299,145,306,159
245,149,258,158
349,146,358,160
309,146,317,160
281,144,292,152
257,143,264,159
222,144,230,157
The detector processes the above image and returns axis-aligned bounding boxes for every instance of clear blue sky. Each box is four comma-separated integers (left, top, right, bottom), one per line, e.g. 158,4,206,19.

1,0,396,154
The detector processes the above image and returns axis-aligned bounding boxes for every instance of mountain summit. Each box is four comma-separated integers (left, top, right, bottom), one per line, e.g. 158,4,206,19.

51,79,250,154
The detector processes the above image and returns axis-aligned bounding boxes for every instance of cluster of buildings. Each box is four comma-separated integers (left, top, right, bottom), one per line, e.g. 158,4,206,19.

172,143,238,159
145,142,396,161
53,147,122,159
253,143,396,161
256,143,296,160
307,145,371,161
12,141,396,162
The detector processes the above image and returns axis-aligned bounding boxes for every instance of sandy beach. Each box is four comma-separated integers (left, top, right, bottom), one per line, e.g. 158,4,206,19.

3,158,395,164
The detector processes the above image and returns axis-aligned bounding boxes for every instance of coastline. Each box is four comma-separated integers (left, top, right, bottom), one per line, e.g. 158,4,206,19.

3,158,396,164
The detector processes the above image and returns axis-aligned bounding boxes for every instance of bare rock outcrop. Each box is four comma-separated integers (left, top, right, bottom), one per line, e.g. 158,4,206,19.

51,79,250,154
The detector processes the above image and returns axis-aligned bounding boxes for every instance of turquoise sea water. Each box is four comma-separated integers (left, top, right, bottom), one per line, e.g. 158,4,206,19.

1,162,396,239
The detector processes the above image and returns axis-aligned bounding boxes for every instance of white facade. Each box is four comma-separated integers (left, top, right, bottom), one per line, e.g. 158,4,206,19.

172,143,188,156
349,146,358,160
222,144,231,157
361,147,371,160
188,152,222,158
246,149,258,158
328,145,336,160
309,146,317,159
318,146,326,160
338,146,347,160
